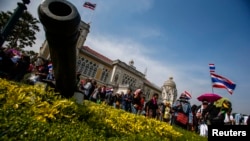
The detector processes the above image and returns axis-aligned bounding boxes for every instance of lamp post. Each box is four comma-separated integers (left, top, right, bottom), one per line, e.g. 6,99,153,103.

0,0,30,48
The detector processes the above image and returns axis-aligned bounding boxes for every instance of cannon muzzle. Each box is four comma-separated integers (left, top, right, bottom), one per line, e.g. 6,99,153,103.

38,0,81,98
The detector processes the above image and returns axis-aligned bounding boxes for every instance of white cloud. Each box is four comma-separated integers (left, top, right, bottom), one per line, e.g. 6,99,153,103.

128,25,165,39
84,32,213,106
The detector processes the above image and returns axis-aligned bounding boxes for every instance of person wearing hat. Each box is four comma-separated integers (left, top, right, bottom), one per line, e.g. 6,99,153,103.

203,99,232,126
196,100,209,136
196,100,209,121
171,93,193,130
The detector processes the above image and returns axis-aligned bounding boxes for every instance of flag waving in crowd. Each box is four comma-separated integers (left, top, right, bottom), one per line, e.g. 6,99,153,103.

83,1,96,10
208,63,236,95
210,73,236,95
182,91,192,99
209,63,215,73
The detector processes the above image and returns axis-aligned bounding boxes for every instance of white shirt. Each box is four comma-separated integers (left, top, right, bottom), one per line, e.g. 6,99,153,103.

199,123,208,137
224,113,234,123
243,116,248,125
83,82,92,96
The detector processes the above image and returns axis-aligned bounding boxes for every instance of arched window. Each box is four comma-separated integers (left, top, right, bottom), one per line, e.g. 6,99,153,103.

88,65,93,76
91,66,97,78
84,63,89,75
121,73,138,87
146,89,150,99
81,62,85,74
104,73,109,82
114,74,119,83
101,68,109,83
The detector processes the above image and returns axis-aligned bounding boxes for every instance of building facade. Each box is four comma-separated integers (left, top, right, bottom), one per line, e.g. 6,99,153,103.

39,20,177,103
76,46,162,102
39,21,90,60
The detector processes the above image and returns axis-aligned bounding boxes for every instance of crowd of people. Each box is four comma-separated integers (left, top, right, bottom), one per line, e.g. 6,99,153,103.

77,80,250,137
77,81,162,119
0,47,55,86
0,48,32,81
1,47,249,138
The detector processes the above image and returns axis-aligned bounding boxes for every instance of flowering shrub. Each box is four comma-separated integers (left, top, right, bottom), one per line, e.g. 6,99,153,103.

86,101,181,138
0,78,206,141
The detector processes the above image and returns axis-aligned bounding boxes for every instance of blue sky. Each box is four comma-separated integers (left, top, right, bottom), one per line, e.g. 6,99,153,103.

1,0,250,115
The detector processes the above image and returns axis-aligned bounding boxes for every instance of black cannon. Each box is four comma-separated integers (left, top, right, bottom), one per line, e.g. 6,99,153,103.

38,0,81,98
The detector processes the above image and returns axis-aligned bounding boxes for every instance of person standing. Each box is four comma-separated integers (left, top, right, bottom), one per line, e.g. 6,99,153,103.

46,60,54,80
121,88,133,112
163,102,171,123
138,96,146,115
247,115,250,125
81,78,93,99
171,93,193,130
145,93,159,119
131,89,143,114
89,85,101,103
99,85,107,102
196,100,209,136
224,108,234,125
234,113,242,125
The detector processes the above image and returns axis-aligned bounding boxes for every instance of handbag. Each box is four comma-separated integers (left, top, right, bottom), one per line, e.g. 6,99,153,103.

116,101,120,106
176,112,188,125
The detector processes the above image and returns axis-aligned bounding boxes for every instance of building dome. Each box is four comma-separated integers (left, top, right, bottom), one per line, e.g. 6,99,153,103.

163,77,176,88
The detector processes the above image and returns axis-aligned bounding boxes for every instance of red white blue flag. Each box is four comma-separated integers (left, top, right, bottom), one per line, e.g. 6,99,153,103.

183,91,192,99
210,73,236,95
83,2,96,10
209,63,215,73
106,88,113,94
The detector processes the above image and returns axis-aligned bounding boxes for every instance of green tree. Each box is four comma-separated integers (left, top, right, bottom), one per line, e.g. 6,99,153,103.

0,10,40,49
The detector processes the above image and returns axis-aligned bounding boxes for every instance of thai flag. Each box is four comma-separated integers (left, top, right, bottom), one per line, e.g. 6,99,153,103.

83,2,96,10
48,63,53,72
183,91,192,99
209,63,215,73
211,73,236,95
106,88,113,94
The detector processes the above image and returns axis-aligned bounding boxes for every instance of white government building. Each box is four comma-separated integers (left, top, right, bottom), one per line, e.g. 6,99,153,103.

39,20,178,105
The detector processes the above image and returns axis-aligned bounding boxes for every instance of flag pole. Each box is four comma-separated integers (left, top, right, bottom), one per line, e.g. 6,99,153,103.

87,8,95,24
209,64,215,93
84,0,98,24
210,72,214,93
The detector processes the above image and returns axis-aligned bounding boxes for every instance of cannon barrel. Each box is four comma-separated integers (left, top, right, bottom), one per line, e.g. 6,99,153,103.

38,0,81,98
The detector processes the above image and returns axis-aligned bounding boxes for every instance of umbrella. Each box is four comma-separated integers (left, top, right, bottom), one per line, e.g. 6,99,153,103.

197,93,222,103
214,97,230,108
134,88,142,95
